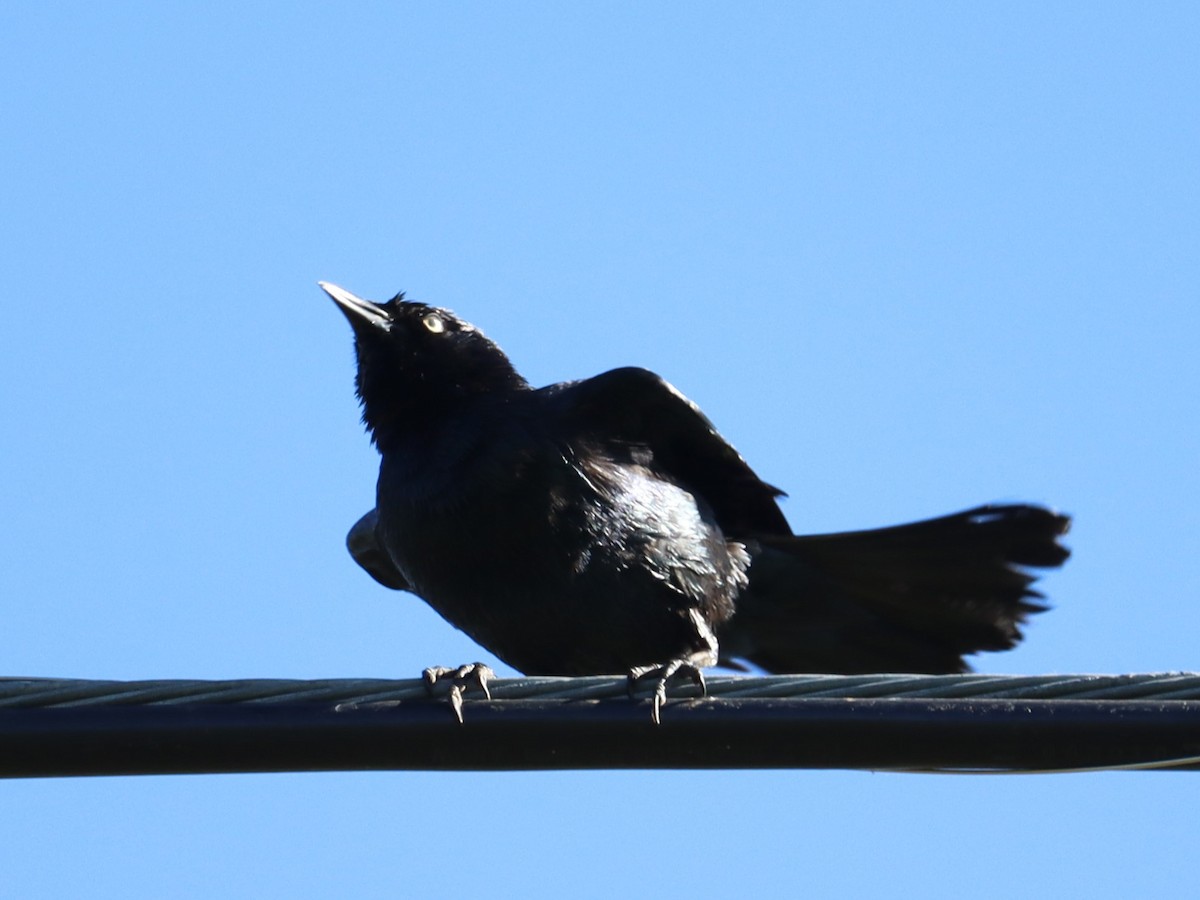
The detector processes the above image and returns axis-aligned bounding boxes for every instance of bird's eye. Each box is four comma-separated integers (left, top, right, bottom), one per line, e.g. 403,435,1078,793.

422,314,446,334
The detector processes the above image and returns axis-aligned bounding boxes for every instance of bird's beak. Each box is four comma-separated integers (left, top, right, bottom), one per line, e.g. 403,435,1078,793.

319,281,392,333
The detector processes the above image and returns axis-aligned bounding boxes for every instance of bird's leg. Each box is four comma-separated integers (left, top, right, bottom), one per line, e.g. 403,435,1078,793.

423,662,495,724
627,610,719,724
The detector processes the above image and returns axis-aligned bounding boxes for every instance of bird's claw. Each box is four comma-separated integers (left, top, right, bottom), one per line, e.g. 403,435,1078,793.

628,659,707,724
423,663,494,724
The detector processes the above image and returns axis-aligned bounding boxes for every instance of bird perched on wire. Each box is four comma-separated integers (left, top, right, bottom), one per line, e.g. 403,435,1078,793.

322,281,1070,722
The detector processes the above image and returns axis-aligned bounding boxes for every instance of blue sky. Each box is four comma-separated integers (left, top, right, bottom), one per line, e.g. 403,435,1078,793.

2,3,1197,897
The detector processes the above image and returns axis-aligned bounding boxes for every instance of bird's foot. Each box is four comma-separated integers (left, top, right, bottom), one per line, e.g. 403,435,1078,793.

422,663,495,724
628,659,707,725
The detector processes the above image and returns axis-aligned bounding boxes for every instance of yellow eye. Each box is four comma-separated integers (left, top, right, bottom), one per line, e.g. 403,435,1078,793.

422,313,446,334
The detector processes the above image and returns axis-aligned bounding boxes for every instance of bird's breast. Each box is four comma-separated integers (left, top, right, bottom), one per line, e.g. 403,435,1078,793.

372,429,746,673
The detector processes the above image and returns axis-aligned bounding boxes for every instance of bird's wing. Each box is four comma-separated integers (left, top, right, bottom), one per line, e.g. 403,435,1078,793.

346,508,411,591
548,367,791,536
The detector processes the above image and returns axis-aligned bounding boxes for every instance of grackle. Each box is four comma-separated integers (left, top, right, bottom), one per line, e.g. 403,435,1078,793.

321,282,1069,720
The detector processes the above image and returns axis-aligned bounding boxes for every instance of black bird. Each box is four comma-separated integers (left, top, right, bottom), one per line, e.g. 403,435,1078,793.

322,282,1069,718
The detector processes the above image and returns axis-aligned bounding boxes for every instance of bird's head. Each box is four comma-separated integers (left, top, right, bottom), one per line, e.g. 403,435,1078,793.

320,282,528,446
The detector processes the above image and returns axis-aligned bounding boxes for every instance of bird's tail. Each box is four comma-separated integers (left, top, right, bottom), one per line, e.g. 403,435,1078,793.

721,504,1070,674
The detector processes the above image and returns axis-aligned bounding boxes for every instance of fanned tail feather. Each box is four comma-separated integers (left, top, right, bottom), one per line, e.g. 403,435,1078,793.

724,504,1070,674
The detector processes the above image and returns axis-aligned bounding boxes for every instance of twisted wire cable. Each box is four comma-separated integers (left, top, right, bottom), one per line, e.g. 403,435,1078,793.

1,673,1198,777
4,671,1200,707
